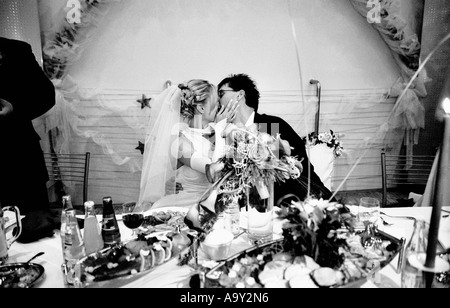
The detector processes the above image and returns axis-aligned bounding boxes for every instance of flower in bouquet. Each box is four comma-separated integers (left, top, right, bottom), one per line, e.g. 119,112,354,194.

303,130,344,158
217,123,302,202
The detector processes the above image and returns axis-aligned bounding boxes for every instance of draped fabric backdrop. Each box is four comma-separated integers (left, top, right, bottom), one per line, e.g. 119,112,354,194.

349,0,428,167
28,0,447,205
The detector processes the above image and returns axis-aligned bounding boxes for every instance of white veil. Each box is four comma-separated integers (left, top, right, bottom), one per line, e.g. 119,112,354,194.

138,85,184,207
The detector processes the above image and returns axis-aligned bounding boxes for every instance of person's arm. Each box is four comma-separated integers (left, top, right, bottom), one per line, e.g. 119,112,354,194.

278,118,325,187
178,123,228,185
13,42,55,120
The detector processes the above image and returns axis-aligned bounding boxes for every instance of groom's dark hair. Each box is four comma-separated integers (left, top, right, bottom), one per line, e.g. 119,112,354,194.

218,73,260,113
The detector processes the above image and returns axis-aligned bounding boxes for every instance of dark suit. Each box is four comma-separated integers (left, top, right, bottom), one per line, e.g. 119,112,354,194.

0,37,55,214
254,113,333,203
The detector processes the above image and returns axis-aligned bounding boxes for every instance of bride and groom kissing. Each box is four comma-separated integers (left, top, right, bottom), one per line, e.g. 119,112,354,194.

138,73,333,226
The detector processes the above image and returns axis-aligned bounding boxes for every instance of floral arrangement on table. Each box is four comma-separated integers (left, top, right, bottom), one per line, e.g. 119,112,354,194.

302,130,344,158
218,124,302,197
187,123,303,237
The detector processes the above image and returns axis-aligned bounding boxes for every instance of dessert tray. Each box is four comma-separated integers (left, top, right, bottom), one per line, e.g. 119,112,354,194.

204,203,403,288
69,207,192,288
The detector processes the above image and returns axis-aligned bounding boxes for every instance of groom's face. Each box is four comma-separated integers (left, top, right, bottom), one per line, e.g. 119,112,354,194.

218,83,238,109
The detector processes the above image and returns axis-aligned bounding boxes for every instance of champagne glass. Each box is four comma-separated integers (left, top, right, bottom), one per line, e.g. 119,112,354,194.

122,201,144,238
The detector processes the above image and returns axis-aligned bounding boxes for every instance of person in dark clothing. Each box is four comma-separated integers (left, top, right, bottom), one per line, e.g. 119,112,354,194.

217,73,334,205
0,37,55,215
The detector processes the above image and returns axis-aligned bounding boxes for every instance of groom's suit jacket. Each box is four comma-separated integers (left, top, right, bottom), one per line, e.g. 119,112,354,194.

254,112,333,202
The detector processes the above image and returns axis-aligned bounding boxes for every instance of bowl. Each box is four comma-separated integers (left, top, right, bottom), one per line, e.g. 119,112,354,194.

200,229,233,261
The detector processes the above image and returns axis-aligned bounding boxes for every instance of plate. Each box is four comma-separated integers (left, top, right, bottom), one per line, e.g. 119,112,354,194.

204,229,402,288
141,206,189,232
76,206,189,222
0,263,45,288
144,206,189,216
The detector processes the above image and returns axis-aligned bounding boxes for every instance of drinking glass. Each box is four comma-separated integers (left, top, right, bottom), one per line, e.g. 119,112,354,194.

358,197,380,226
122,202,144,238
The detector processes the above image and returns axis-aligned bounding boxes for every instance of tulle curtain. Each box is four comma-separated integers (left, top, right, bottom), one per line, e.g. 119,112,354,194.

40,0,121,154
349,0,428,162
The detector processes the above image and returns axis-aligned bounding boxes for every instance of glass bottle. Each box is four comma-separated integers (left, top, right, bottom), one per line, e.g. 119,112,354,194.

101,196,121,247
63,209,86,285
223,201,240,237
83,201,104,255
60,195,74,253
401,219,427,288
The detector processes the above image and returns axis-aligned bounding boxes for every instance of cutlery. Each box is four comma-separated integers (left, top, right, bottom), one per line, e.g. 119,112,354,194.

380,211,417,222
25,252,45,264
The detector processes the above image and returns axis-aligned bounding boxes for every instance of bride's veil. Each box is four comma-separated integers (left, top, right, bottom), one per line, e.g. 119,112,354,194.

138,85,184,208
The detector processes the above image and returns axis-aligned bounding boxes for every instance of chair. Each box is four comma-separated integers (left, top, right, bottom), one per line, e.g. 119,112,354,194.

380,150,435,207
44,152,90,205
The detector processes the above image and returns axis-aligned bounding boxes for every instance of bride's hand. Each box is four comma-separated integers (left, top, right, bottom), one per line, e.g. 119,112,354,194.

215,99,239,123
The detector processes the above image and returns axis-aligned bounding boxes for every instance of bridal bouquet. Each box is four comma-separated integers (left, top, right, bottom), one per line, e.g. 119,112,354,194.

216,123,302,200
181,124,304,264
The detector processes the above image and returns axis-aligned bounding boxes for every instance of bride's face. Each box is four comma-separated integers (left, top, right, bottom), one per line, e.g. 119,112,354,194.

202,92,219,123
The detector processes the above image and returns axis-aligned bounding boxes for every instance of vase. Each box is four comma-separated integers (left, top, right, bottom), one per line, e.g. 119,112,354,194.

246,179,274,243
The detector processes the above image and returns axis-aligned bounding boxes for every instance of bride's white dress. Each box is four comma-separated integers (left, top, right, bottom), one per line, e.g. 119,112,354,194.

149,126,213,210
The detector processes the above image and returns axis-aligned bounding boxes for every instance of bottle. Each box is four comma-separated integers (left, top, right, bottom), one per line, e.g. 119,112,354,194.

101,196,121,247
223,201,241,237
401,219,427,288
60,195,74,253
83,201,104,255
63,209,86,285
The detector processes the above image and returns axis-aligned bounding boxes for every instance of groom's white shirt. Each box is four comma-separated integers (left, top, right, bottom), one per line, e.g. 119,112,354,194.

245,112,255,128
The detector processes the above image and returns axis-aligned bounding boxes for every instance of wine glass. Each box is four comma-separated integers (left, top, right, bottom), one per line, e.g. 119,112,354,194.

122,201,144,238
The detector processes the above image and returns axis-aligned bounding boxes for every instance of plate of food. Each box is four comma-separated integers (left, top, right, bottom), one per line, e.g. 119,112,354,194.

141,206,189,233
0,262,45,288
203,201,403,288
71,207,193,288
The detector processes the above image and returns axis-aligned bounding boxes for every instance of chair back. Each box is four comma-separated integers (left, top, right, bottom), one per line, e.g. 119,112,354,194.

380,150,434,207
44,152,90,205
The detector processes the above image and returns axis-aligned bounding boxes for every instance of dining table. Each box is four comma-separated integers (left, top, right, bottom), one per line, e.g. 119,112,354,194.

5,205,450,288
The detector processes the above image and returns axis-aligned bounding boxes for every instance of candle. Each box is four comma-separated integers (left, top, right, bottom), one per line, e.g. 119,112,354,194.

424,98,450,280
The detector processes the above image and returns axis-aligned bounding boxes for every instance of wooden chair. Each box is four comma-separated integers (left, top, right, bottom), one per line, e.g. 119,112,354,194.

380,150,435,207
44,152,90,206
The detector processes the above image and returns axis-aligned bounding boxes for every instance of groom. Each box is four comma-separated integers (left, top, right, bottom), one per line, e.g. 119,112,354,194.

217,73,333,204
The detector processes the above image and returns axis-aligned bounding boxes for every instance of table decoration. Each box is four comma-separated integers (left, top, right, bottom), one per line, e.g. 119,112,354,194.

202,199,402,288
193,123,302,238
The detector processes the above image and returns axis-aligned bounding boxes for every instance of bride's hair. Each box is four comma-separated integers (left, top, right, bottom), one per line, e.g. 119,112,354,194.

178,79,217,119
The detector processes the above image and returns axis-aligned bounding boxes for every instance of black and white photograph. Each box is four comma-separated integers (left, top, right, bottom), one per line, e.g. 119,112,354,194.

0,0,449,291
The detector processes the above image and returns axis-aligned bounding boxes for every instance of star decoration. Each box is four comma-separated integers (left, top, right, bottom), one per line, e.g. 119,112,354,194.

136,141,145,155
137,94,151,109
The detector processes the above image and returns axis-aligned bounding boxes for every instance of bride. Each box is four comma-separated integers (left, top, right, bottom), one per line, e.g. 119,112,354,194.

138,79,237,210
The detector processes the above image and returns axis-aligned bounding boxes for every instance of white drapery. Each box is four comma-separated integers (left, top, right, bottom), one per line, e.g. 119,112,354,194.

349,0,428,164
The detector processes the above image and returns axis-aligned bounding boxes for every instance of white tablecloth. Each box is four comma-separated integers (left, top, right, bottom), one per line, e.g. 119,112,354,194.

6,206,450,288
